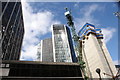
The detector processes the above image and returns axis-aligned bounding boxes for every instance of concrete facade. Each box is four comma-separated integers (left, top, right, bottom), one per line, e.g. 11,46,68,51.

37,38,53,62
77,23,117,78
82,34,117,78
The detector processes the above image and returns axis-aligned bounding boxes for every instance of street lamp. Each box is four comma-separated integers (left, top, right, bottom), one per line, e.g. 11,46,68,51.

96,68,102,80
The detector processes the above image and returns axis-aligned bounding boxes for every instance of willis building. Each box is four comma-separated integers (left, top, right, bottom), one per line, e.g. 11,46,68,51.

0,0,24,60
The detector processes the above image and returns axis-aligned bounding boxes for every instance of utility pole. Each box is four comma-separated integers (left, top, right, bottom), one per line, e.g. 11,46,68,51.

64,8,87,80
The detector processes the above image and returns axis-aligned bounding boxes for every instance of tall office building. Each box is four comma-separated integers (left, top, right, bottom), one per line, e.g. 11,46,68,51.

0,0,24,60
78,23,117,78
37,38,54,62
37,24,77,62
52,24,77,62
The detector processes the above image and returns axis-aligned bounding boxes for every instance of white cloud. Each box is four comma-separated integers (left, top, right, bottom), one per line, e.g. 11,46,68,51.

21,45,38,61
74,2,80,8
74,4,100,32
102,27,116,43
74,4,116,43
20,1,60,61
113,60,119,65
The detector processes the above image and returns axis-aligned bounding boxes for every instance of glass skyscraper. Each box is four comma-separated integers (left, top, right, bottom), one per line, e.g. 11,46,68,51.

0,0,24,60
37,24,77,62
52,24,77,62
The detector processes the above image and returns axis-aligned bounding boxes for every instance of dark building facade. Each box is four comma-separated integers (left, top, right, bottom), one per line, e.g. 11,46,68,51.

115,65,120,77
0,0,24,60
1,60,83,80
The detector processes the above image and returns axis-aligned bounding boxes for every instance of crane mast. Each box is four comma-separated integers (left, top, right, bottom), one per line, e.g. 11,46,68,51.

64,8,87,79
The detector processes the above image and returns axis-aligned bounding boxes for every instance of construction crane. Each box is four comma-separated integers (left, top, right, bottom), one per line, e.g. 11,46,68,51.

114,12,120,19
64,8,87,79
113,1,120,19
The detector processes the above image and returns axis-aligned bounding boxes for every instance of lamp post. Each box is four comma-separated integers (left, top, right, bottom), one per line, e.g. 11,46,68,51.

96,68,102,80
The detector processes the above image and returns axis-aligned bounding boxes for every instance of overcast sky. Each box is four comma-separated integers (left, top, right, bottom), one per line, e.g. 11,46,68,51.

21,0,118,65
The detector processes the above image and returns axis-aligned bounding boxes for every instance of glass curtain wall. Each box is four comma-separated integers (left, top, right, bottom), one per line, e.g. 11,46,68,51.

53,25,72,62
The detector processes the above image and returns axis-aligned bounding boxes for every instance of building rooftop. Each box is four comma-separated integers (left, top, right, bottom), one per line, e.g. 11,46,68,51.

2,60,79,66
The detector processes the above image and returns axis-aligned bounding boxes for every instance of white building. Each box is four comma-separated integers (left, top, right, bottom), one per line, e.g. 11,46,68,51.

37,38,53,62
78,23,117,78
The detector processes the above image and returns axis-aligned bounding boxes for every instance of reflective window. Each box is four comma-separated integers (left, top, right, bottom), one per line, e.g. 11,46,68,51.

53,25,72,62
